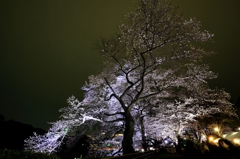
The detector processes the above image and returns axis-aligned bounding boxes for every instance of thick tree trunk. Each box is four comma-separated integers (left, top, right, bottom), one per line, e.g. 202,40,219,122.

140,116,147,151
122,111,135,154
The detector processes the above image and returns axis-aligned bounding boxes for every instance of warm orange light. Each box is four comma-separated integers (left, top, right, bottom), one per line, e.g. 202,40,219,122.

213,138,220,144
208,136,214,142
233,138,240,145
214,127,219,132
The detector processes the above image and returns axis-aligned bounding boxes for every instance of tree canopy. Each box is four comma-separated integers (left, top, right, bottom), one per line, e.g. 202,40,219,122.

25,0,236,156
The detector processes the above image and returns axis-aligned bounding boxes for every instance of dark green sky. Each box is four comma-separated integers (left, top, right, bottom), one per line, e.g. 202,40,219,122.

0,0,239,130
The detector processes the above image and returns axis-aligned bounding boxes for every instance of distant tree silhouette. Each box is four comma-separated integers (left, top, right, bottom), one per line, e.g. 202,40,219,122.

234,96,240,127
0,119,46,150
0,114,5,122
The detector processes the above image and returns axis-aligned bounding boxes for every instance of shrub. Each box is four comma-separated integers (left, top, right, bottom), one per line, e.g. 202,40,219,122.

0,149,60,159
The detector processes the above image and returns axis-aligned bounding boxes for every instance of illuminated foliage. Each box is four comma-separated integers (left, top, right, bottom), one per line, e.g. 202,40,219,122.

25,0,235,156
24,121,69,154
24,97,101,154
87,0,219,154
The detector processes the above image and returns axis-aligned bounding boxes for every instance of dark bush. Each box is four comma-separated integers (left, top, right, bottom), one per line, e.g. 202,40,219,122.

0,149,60,159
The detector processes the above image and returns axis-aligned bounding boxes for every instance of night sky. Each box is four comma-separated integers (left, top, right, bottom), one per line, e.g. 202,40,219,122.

1,0,240,130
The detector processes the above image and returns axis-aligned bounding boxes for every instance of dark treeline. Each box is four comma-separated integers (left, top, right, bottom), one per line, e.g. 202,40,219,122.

0,114,90,158
0,114,46,150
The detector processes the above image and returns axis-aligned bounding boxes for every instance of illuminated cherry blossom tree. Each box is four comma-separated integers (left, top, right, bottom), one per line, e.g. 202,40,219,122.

24,121,69,154
141,86,235,141
25,0,236,155
83,0,218,154
24,96,101,154
131,80,235,150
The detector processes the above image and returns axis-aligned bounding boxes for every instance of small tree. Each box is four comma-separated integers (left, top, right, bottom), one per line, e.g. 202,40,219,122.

24,96,101,154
